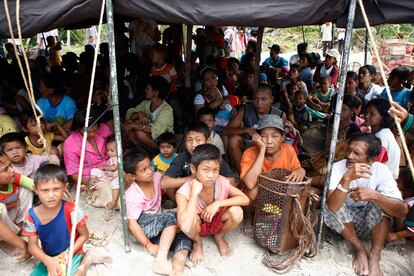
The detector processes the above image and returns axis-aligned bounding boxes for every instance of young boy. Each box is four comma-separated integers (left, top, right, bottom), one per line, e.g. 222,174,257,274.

151,132,177,175
176,144,249,264
124,148,191,276
161,122,236,195
22,164,109,276
150,44,178,93
197,107,225,156
293,90,327,132
0,153,33,259
312,75,335,113
0,132,59,179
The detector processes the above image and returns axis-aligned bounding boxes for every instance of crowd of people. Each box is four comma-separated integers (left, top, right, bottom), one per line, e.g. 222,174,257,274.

1,21,414,276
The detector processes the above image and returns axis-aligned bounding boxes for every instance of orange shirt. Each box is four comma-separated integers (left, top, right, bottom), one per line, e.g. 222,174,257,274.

240,143,301,180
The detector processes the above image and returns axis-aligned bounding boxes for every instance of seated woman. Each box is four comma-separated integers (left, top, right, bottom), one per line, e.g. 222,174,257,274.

63,108,112,187
37,72,78,131
124,76,174,151
240,114,306,204
194,67,233,132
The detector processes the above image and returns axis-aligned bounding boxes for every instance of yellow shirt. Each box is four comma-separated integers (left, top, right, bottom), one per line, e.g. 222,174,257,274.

25,132,54,155
151,153,176,175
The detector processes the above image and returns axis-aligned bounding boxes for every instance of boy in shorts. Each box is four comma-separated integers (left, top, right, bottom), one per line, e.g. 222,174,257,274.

176,144,249,264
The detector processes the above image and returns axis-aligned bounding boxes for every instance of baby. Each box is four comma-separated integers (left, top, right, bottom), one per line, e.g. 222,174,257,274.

89,135,120,211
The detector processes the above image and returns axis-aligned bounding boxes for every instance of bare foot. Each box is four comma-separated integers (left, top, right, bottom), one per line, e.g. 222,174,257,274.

83,247,113,266
240,224,254,239
352,247,369,276
152,258,173,275
103,209,115,221
190,239,204,265
368,255,383,276
214,234,231,257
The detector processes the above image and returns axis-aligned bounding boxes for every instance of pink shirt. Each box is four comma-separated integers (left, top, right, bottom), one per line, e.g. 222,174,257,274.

63,123,112,177
125,172,162,220
177,175,230,215
13,154,59,179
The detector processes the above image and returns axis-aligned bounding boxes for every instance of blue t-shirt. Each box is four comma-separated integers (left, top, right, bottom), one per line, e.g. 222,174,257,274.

37,95,78,124
262,56,288,68
380,87,412,109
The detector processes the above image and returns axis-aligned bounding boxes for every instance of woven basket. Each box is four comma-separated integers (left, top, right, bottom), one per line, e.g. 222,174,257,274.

253,168,311,254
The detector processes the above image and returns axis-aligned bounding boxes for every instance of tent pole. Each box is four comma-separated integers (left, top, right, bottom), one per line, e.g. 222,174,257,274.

105,0,131,253
317,0,357,248
301,26,306,42
254,26,264,90
364,27,369,65
184,25,193,88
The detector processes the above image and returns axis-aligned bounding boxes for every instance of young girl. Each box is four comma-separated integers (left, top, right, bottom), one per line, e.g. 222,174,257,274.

365,98,401,179
224,57,240,95
149,44,178,94
380,67,412,109
124,76,174,151
387,168,414,243
312,75,335,113
176,144,249,264
21,113,68,157
194,67,234,132
358,65,383,101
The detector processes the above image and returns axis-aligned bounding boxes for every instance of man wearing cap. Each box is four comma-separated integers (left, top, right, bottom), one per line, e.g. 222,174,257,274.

324,133,406,276
240,114,306,203
262,44,289,74
313,49,340,87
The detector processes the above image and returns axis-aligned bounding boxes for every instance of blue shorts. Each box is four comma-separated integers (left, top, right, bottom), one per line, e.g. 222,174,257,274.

138,211,192,252
30,254,83,276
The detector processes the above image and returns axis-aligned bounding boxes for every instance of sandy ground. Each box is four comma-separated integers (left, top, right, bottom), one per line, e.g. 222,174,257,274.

1,196,414,276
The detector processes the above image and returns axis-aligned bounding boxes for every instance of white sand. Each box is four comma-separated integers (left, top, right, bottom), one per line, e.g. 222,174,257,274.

2,198,414,275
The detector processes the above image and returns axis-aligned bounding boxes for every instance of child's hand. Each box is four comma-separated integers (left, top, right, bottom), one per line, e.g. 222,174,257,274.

146,243,159,256
17,242,31,262
191,179,203,195
105,201,117,210
45,257,62,276
201,201,221,222
386,232,399,243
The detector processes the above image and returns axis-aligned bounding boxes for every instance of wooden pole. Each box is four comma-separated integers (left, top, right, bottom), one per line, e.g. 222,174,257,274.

317,0,357,248
184,25,193,88
254,26,264,90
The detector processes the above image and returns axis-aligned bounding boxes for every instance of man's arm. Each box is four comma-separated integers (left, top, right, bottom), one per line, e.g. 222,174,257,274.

222,106,254,137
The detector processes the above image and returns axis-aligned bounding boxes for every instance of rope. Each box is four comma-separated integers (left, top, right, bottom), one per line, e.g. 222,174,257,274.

262,190,319,273
66,0,106,275
3,0,47,155
357,0,414,181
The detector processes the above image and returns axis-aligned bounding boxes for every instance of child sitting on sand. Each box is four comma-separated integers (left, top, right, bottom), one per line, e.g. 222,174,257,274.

125,148,191,276
22,164,111,276
387,168,414,243
151,132,177,175
90,135,120,211
0,132,59,179
0,153,33,258
176,144,249,264
311,75,335,113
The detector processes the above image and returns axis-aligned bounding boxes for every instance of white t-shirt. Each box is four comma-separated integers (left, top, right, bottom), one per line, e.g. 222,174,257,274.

210,131,225,155
375,128,400,179
364,83,383,101
321,24,332,42
320,65,333,78
329,160,402,207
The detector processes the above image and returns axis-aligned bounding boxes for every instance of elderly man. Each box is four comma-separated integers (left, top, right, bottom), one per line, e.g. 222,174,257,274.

324,133,406,276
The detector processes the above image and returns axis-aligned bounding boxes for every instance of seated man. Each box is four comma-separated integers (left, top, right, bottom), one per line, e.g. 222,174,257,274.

223,84,286,173
324,133,406,276
240,115,306,204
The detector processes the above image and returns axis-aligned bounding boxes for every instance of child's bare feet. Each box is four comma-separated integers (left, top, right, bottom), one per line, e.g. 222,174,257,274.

152,259,173,275
214,234,231,256
75,248,112,276
368,255,383,276
190,238,204,265
105,201,117,210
